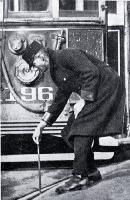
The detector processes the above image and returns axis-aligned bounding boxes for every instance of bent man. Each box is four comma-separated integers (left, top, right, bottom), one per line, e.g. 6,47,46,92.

23,41,125,194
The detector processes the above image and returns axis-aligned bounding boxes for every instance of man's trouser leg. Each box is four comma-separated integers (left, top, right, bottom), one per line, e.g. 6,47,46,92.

55,135,102,194
73,136,97,177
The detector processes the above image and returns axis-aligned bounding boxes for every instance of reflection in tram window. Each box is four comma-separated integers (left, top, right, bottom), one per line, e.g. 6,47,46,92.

59,0,76,10
9,0,48,11
84,0,98,11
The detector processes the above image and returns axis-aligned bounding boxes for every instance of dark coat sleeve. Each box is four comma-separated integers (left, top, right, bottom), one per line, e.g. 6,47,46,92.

45,88,71,125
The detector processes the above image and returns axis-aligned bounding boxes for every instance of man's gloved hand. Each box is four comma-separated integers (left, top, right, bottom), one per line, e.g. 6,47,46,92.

33,120,47,144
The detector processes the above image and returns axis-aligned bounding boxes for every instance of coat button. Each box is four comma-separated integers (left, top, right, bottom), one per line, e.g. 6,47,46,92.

63,78,66,81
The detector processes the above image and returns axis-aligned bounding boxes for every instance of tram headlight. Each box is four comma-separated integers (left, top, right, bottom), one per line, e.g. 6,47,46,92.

8,34,28,55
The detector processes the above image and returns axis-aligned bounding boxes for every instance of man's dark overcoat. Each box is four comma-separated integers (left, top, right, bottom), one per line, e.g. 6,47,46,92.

46,48,125,141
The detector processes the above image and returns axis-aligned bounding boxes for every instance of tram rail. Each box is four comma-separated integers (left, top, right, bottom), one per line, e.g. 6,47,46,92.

16,175,72,200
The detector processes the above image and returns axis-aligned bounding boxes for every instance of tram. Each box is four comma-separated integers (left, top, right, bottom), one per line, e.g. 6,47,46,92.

0,0,130,167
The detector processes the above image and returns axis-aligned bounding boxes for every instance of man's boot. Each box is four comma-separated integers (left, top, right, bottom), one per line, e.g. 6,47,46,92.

55,175,89,194
88,169,102,185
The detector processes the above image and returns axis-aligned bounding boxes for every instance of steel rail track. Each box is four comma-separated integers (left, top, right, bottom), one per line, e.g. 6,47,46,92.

16,175,72,200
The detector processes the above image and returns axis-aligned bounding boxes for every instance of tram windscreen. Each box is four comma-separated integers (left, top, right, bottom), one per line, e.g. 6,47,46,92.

9,0,48,11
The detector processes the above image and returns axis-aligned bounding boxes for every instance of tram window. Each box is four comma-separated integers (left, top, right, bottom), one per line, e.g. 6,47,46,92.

7,0,100,19
106,1,117,14
84,0,98,11
59,0,75,10
8,0,48,11
59,0,99,17
9,0,14,11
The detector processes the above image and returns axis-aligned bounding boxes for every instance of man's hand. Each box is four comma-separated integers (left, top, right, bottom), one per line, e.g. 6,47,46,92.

33,121,47,144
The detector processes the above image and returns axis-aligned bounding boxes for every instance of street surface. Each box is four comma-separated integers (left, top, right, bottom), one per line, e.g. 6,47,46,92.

36,160,130,200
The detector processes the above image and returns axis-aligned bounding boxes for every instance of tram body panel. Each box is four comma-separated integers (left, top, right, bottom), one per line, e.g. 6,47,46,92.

0,26,106,160
1,27,104,122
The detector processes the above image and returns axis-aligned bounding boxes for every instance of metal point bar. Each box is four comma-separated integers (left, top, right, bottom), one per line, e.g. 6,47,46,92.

37,142,41,194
